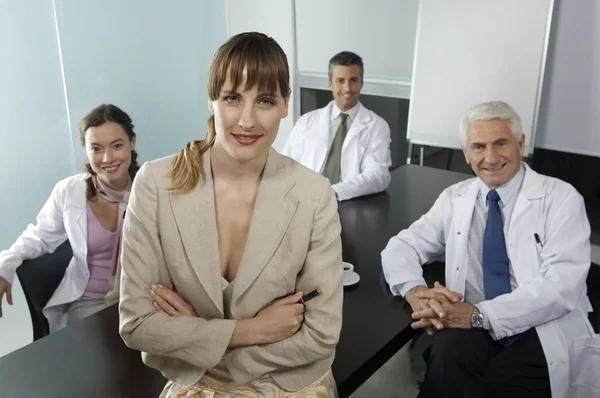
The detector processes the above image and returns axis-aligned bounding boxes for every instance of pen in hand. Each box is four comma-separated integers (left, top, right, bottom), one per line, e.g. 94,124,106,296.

298,288,322,304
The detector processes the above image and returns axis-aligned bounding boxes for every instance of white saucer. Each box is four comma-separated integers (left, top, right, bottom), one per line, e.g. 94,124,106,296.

343,271,360,286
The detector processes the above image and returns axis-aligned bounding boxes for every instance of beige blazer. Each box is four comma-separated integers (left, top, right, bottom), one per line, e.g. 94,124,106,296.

118,148,344,391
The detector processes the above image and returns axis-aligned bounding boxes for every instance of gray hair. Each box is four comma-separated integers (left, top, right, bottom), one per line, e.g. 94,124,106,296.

328,51,364,82
459,101,523,147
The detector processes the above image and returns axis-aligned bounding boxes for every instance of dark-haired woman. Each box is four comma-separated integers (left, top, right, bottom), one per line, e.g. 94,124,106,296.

0,104,140,331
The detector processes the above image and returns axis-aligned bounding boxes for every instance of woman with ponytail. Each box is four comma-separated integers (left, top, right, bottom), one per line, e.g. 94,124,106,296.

0,104,140,332
119,32,343,397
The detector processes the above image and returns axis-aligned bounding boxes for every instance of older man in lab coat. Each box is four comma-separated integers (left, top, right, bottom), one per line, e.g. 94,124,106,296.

382,101,599,398
281,51,391,201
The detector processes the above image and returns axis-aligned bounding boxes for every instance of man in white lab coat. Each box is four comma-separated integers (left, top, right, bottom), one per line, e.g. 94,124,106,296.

281,51,391,201
382,101,598,397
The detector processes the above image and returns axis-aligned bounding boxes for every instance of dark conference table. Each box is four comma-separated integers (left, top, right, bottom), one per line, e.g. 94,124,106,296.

0,165,472,398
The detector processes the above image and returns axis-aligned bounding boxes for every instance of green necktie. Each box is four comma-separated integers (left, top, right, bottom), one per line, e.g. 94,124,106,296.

322,113,348,185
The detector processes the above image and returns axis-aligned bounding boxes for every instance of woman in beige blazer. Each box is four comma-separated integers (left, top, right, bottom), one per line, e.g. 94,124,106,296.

118,32,344,397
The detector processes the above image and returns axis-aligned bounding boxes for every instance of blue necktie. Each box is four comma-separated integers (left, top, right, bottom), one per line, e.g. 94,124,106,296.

483,190,518,346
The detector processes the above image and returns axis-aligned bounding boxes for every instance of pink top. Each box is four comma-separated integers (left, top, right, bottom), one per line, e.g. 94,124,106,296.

83,203,117,299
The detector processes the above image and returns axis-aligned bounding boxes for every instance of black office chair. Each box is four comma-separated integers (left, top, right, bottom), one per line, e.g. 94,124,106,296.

587,262,600,333
16,240,72,340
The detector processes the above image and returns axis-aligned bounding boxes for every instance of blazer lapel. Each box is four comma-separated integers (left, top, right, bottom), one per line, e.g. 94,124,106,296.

232,149,298,303
509,164,544,229
170,150,223,314
342,103,369,153
68,178,88,256
313,102,334,172
75,206,87,243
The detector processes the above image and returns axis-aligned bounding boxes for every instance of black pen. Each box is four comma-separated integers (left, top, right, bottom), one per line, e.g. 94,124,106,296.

534,233,543,247
298,288,322,304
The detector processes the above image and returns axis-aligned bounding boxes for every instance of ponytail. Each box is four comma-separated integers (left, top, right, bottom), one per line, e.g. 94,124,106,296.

170,115,216,194
84,163,98,200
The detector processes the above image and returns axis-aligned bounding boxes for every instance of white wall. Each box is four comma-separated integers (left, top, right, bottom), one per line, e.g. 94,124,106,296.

0,1,76,247
54,0,227,166
226,0,298,151
536,0,600,157
0,0,75,356
296,0,418,81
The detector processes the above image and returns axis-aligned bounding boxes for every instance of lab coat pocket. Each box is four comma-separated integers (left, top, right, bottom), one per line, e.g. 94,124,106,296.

569,335,600,397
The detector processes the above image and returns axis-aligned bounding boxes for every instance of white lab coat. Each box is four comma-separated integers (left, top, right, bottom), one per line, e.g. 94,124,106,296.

0,174,93,332
281,101,391,201
381,164,600,398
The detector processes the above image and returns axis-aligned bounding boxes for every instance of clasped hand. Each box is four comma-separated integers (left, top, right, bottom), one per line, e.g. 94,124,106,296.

406,282,474,335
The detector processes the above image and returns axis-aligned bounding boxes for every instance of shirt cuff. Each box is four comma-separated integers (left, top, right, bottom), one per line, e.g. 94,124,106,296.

0,267,16,286
475,303,492,331
391,280,428,297
331,184,343,201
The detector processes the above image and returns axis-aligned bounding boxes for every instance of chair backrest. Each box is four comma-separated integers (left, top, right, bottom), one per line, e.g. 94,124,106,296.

423,261,446,288
587,262,600,333
16,240,72,340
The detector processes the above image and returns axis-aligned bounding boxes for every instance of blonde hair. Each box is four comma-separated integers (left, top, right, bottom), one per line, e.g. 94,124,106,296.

170,32,291,194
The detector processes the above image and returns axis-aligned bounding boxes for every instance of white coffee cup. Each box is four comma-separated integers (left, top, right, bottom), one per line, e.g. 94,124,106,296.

342,262,359,286
343,262,354,276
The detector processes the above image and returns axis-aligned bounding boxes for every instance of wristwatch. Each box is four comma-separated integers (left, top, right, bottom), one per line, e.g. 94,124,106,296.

471,305,484,329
